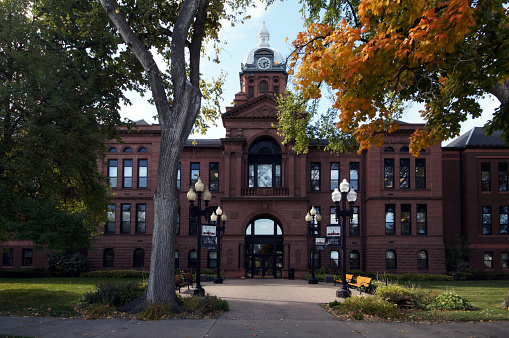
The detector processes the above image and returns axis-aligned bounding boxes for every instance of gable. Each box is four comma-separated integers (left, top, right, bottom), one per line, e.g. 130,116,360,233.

223,94,279,119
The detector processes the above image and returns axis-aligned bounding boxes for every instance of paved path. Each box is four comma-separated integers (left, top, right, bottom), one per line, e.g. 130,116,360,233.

1,279,509,337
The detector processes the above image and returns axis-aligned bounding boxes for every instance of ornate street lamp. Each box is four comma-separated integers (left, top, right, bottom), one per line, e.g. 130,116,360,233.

211,207,227,284
187,177,212,296
331,179,357,298
306,206,322,284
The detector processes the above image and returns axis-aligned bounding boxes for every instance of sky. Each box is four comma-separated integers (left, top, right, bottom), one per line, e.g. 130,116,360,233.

119,1,499,144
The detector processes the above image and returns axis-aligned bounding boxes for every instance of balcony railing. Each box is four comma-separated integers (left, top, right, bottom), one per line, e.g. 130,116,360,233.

241,187,289,196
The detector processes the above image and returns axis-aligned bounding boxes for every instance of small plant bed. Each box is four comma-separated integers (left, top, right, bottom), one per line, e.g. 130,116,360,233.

326,280,509,322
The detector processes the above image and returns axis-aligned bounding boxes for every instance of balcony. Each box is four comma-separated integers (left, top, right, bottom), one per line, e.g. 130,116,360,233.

241,187,289,197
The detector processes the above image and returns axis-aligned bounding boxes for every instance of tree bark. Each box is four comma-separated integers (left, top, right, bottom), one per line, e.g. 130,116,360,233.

502,289,509,309
490,79,509,105
100,0,208,311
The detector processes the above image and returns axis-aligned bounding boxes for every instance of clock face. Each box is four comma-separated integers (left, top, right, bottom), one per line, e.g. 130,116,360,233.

257,57,271,69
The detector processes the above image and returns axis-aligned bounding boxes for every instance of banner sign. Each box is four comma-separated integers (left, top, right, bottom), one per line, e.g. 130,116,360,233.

202,225,217,247
315,237,325,252
326,225,341,248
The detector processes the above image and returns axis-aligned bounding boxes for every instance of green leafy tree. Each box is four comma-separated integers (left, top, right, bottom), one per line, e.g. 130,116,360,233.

278,0,509,155
0,0,126,251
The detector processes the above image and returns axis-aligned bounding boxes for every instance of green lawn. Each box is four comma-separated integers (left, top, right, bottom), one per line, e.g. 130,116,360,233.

400,280,509,322
0,277,144,318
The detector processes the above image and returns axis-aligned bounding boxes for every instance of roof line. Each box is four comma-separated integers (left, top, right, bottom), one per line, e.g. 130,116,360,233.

465,127,476,146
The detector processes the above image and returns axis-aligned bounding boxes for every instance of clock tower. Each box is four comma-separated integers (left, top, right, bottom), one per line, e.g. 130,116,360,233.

237,21,288,99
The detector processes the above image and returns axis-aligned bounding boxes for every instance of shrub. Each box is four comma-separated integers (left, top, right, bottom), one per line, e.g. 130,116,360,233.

85,304,116,319
330,295,401,320
47,251,88,277
80,282,145,307
0,268,44,278
137,303,174,320
80,270,148,278
181,294,229,314
426,292,473,311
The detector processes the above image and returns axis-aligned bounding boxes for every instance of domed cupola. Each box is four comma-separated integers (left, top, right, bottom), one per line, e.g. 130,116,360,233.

235,22,288,100
241,21,286,72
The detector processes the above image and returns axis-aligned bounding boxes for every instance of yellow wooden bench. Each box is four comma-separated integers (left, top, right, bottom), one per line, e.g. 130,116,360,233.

348,276,373,294
334,274,353,286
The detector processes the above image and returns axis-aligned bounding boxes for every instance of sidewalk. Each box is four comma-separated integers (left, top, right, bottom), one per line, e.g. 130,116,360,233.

1,279,508,337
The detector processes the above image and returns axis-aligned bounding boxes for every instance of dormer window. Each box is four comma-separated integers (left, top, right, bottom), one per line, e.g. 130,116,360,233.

259,80,269,92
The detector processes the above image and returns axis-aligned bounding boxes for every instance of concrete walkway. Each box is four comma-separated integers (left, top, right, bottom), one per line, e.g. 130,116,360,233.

1,279,509,337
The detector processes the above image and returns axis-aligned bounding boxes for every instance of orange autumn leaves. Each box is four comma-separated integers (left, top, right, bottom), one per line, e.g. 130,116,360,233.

289,0,476,155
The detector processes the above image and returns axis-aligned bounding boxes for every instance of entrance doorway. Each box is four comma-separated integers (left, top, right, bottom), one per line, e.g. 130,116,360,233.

245,218,283,278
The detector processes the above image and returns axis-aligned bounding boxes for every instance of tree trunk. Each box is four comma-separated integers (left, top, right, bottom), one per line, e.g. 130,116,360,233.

100,0,206,312
490,80,509,105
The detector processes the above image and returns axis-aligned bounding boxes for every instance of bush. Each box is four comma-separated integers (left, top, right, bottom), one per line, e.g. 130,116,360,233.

86,304,116,319
80,282,145,307
330,295,402,320
81,270,148,278
0,268,44,278
181,294,229,314
47,251,88,277
426,292,473,311
137,303,174,320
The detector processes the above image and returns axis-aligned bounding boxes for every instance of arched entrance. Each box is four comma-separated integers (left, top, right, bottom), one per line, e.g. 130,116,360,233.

245,218,283,278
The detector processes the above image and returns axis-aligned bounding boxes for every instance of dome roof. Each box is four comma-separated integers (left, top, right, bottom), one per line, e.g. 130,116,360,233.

242,22,284,68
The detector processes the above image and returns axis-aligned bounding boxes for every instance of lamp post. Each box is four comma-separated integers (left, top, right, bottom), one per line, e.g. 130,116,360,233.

187,177,212,296
211,207,227,284
331,179,357,298
306,206,322,284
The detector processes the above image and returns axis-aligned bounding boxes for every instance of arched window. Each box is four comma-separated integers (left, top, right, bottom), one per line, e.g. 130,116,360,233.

259,80,269,91
108,147,118,152
123,147,133,152
138,147,148,152
248,139,282,188
103,249,114,267
208,251,218,268
175,250,179,269
188,250,197,268
386,250,397,269
330,251,339,268
400,146,409,152
245,218,283,235
133,248,144,268
350,250,360,270
417,250,428,269
384,146,394,152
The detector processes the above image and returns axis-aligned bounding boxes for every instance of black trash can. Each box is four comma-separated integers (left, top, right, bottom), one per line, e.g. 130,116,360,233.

288,268,295,280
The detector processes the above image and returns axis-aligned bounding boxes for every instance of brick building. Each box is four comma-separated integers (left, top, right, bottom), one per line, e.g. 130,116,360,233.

2,24,507,277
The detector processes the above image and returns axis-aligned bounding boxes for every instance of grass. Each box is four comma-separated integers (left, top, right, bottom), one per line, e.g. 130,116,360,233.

398,280,509,322
0,277,144,318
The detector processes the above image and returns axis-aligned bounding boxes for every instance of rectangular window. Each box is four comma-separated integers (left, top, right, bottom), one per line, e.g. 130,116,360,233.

138,159,148,188
310,162,321,191
481,162,491,191
349,162,359,191
384,159,394,188
349,206,359,236
500,206,508,235
309,252,321,269
209,162,219,191
248,164,255,187
108,159,118,188
190,162,200,189
385,204,395,235
136,204,146,234
123,159,133,188
121,204,131,234
22,249,33,266
499,163,508,191
105,204,116,234
177,162,181,190
2,248,13,266
275,164,282,187
330,206,338,225
208,251,218,269
415,159,426,189
416,204,427,234
482,206,492,235
502,252,509,268
399,159,410,189
401,204,411,235
330,162,339,191
484,252,493,269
